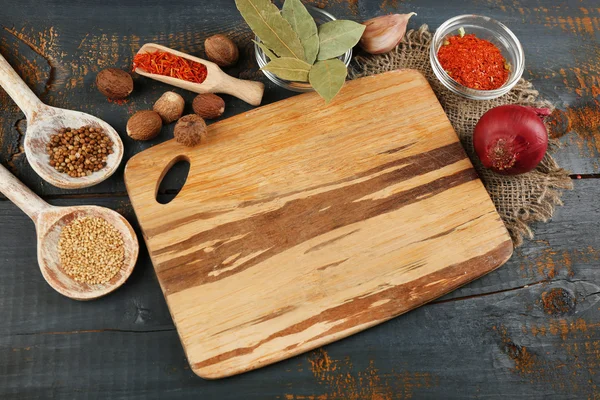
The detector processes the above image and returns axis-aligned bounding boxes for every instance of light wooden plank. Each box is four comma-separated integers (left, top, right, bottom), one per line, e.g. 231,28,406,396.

125,70,512,378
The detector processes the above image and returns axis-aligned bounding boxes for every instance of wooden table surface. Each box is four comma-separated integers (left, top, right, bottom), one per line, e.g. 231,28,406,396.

0,0,598,398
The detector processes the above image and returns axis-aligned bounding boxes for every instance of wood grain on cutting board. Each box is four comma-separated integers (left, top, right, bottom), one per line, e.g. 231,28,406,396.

124,69,513,379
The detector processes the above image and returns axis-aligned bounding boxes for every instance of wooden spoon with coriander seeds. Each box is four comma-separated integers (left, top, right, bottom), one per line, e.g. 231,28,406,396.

0,52,124,189
134,43,265,106
0,164,139,300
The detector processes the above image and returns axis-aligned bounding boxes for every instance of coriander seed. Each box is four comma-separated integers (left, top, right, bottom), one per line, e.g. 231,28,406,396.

46,126,114,178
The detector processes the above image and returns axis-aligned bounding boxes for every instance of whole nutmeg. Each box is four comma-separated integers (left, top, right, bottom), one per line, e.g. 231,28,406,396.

96,68,133,99
192,93,225,119
153,91,185,123
174,114,207,147
127,110,162,141
204,34,239,67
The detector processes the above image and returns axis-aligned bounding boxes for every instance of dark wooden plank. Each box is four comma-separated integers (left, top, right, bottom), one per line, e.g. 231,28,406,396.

0,196,172,335
3,174,591,335
0,178,598,398
0,178,589,335
5,285,599,400
0,0,597,198
436,176,599,301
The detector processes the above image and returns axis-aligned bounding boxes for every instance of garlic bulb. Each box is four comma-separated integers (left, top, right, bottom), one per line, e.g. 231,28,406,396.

359,13,416,54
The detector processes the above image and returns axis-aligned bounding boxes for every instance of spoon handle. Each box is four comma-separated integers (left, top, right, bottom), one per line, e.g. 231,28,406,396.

218,75,265,106
0,52,44,119
0,164,50,221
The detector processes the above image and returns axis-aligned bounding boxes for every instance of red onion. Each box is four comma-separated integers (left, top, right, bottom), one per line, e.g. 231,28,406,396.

473,105,550,175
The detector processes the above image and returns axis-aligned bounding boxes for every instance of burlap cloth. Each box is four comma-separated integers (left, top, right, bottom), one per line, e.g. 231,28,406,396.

350,25,573,247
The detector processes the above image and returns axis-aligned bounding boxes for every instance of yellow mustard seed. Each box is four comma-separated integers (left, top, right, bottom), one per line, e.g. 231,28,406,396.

58,216,124,285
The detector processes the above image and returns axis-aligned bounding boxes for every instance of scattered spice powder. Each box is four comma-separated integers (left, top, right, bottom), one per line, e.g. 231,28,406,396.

133,51,208,84
541,288,576,315
107,97,129,105
58,217,124,285
437,33,510,90
46,126,114,177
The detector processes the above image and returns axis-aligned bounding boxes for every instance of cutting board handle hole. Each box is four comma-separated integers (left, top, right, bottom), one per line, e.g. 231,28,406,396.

156,156,190,204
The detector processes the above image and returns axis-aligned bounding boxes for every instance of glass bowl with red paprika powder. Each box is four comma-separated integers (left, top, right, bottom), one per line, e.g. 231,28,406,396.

430,15,524,100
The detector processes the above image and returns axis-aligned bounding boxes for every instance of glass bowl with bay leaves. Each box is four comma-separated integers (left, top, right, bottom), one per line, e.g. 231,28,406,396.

254,6,352,93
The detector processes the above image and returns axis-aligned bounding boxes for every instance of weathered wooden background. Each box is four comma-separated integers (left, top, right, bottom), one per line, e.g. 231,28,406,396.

0,0,598,398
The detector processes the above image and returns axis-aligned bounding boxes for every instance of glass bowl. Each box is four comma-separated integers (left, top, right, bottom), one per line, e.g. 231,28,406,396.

254,6,352,93
429,14,524,100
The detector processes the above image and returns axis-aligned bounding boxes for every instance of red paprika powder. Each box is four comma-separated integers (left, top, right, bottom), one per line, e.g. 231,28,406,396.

437,33,509,90
133,51,208,84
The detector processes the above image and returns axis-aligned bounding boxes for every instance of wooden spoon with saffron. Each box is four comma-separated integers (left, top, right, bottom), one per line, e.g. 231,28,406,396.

0,52,124,189
134,43,265,106
0,164,139,300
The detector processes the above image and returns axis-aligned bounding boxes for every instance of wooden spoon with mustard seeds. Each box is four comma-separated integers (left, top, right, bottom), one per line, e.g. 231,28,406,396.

0,52,123,189
0,164,138,300
134,43,265,106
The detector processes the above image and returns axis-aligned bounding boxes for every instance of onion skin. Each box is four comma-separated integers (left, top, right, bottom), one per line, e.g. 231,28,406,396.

473,105,549,175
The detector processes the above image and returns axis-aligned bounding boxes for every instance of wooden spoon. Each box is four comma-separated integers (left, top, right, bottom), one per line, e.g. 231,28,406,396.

134,43,265,106
0,52,124,189
0,164,138,300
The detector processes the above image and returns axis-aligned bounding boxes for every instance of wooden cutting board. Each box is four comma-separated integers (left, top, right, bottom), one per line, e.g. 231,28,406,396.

124,70,513,379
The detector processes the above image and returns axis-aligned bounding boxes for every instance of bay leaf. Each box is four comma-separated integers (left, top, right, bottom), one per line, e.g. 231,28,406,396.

235,0,306,61
308,58,347,103
252,39,278,61
261,57,312,82
317,20,365,61
282,0,319,64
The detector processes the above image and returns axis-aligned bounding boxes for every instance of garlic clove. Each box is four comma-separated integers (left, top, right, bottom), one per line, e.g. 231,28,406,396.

359,12,416,55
